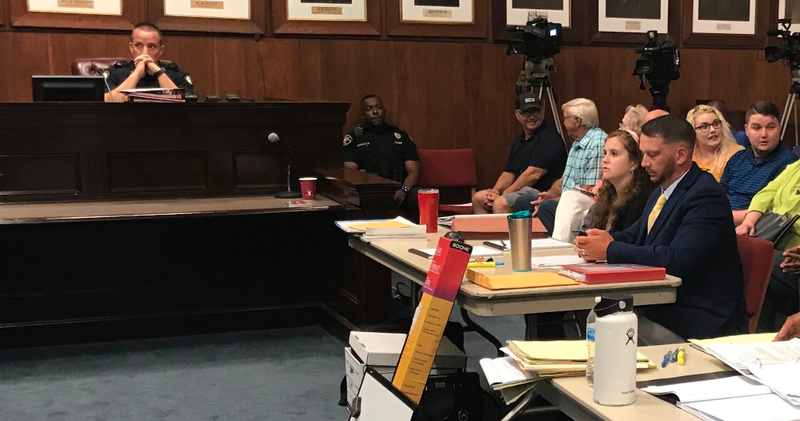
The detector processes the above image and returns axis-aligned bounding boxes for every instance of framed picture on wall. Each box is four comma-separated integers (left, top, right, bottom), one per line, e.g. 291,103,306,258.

273,0,379,35
287,0,367,21
387,0,487,37
164,0,251,20
681,0,767,47
27,0,122,15
598,0,668,33
779,0,800,32
692,0,756,34
11,0,143,29
506,0,570,27
400,0,474,24
149,0,266,34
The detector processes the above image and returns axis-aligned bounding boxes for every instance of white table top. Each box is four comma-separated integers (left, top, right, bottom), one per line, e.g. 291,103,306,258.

348,228,682,317
538,343,731,421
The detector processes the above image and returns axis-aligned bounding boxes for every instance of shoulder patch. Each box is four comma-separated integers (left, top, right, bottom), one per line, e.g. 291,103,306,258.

394,132,401,140
343,134,353,146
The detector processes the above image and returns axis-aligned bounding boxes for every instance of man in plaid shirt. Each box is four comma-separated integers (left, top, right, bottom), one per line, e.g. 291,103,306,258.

515,98,606,234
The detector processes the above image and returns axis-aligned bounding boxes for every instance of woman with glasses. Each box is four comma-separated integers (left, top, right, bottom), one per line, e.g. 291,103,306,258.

686,105,743,181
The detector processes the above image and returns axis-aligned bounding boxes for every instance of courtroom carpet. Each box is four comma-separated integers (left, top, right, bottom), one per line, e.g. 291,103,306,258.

0,311,550,421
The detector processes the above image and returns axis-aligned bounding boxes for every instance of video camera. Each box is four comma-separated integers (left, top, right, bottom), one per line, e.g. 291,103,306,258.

633,30,679,110
506,17,563,61
633,30,680,84
766,19,800,68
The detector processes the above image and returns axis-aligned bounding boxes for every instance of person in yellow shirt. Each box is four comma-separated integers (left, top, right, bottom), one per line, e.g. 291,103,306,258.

686,105,743,181
738,159,800,331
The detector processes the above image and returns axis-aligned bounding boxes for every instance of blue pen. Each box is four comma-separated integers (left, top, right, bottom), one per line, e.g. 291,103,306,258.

661,351,673,368
671,348,680,363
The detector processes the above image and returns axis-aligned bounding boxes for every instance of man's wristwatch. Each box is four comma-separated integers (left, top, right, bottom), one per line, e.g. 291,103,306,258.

152,68,166,78
401,186,410,193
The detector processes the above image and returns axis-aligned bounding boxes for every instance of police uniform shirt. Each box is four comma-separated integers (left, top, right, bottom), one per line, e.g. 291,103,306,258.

104,60,195,96
342,122,419,181
505,121,567,192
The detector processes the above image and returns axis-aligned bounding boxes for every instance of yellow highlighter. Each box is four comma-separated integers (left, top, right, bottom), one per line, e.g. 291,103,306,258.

677,347,686,365
467,261,497,268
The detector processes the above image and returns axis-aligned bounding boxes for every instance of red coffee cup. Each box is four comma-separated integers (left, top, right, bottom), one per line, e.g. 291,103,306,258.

418,188,439,233
299,177,317,200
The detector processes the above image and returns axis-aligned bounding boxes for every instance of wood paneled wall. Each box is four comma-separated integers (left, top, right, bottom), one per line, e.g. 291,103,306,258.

0,31,792,188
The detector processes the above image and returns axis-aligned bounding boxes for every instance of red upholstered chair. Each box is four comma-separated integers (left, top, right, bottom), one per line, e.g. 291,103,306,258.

736,235,774,333
417,149,478,215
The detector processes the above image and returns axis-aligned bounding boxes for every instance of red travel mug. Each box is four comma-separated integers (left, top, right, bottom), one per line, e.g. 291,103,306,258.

418,188,439,233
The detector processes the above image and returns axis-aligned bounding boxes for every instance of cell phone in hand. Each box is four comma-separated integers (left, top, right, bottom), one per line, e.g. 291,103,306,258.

574,187,596,197
573,230,587,237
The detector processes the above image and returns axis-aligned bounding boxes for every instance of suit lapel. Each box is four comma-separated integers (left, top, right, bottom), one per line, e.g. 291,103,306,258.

644,165,700,245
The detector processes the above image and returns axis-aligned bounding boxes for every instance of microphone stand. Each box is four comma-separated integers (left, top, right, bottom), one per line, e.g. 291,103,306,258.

274,143,301,199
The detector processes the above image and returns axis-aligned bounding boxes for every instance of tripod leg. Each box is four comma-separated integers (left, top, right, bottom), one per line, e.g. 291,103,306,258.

546,86,565,143
781,94,794,141
792,94,798,147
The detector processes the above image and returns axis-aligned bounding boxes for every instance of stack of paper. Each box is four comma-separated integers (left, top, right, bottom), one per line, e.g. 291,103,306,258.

334,217,425,239
465,270,578,290
703,338,800,406
642,375,800,421
506,340,655,375
478,340,656,405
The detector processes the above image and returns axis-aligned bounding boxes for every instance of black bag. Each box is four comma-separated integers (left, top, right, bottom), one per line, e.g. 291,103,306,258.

413,372,484,421
753,212,799,247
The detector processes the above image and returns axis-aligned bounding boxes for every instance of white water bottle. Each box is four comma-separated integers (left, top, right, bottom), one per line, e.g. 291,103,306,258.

593,295,638,406
585,296,602,386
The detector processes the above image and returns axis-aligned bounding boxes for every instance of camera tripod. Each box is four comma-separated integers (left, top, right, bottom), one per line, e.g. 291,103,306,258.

516,57,566,145
780,68,800,145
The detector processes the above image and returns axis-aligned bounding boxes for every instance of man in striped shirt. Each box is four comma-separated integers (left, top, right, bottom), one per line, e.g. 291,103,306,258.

720,101,797,225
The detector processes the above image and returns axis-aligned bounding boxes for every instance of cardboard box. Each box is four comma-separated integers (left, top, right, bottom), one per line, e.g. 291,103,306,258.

344,332,466,405
348,331,466,369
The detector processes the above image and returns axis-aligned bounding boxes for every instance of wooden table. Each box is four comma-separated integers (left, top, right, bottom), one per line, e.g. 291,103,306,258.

0,195,349,348
348,228,682,317
531,343,731,421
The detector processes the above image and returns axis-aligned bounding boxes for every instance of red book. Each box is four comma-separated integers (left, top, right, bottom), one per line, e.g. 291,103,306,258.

558,263,666,285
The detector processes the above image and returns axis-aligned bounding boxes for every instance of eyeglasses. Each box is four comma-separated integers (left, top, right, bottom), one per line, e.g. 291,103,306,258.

695,119,722,133
520,110,542,118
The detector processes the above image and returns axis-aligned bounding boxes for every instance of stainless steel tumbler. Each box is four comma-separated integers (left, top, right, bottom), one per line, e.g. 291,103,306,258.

508,211,532,272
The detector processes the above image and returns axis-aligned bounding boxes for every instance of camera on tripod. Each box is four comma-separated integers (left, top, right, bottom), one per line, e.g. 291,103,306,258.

634,30,680,85
506,17,563,60
766,19,800,68
633,30,680,110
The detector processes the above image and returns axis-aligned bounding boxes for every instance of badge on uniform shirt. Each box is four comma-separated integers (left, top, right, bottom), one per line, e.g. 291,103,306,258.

185,75,193,85
343,134,353,146
394,132,401,140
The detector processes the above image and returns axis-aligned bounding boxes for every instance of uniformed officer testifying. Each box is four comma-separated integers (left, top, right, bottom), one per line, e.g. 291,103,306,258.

343,94,421,219
104,22,194,102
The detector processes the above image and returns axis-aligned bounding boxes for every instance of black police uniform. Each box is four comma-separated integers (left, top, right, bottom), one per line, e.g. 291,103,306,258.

343,121,420,218
104,60,195,96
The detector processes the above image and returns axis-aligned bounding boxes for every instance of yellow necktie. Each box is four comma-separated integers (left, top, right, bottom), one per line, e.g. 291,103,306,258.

647,193,667,233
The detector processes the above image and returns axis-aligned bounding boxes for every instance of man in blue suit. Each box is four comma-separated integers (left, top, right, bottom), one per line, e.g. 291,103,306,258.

574,115,747,344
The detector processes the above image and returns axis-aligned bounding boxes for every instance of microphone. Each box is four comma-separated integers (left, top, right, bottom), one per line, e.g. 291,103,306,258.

269,132,302,199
